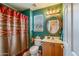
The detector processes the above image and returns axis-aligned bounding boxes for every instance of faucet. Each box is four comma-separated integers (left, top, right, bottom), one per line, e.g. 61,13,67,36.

52,36,54,40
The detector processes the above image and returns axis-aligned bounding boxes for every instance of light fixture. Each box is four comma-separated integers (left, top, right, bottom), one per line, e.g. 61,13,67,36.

46,8,61,16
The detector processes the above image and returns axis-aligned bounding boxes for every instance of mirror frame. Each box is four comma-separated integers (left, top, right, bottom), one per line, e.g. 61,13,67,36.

46,15,63,36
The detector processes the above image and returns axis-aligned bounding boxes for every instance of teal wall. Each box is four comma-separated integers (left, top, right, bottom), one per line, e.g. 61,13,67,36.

32,4,63,40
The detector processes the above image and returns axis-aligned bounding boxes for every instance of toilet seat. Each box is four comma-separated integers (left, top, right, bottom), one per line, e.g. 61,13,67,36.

29,36,41,56
30,46,39,53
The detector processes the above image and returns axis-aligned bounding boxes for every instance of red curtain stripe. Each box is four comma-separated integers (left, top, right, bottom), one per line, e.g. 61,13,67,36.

0,4,28,56
0,4,28,19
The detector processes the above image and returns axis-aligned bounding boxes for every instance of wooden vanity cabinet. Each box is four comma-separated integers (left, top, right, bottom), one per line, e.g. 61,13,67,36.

42,42,64,56
42,42,55,56
54,43,63,56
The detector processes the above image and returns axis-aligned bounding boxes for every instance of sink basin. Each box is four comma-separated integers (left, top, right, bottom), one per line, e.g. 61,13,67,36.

42,39,55,42
42,38,63,44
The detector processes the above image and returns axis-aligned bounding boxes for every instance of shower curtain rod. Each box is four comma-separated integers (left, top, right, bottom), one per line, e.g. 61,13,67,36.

1,3,18,11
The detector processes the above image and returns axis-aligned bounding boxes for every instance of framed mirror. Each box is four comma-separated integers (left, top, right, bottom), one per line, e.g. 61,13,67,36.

46,15,63,35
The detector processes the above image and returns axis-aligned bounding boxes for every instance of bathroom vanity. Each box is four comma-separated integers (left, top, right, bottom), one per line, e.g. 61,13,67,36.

41,15,63,56
42,39,64,56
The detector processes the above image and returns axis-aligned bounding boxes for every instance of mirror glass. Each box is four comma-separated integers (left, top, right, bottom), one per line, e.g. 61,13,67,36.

47,19,59,34
46,16,62,35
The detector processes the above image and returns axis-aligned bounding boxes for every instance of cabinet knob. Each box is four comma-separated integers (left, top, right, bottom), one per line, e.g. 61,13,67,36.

61,45,64,48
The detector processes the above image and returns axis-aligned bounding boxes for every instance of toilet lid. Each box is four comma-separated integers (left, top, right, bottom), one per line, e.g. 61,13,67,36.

30,46,39,52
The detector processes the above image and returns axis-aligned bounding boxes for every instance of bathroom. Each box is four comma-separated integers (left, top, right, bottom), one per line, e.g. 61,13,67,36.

0,3,79,56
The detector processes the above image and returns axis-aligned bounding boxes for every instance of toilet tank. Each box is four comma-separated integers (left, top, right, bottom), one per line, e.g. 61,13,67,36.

34,36,41,46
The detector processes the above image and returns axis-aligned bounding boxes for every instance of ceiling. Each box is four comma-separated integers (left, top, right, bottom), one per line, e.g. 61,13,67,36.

4,3,58,11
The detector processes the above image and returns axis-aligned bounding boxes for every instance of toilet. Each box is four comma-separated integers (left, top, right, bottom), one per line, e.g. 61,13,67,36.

30,36,41,56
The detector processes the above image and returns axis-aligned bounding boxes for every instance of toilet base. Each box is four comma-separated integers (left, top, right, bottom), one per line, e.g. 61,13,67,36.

30,53,39,56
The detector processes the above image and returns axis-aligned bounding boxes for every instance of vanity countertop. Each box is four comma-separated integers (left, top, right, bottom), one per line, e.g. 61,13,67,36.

41,39,63,44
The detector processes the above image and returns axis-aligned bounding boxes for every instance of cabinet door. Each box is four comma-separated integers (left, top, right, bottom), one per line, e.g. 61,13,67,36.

42,42,55,56
42,42,51,56
51,43,55,56
54,43,63,56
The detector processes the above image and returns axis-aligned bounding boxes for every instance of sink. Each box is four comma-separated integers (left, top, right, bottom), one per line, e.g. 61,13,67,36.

42,37,63,44
42,39,55,42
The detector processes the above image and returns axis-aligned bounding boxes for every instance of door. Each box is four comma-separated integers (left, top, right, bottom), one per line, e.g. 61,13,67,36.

54,43,63,56
42,42,55,56
63,3,72,56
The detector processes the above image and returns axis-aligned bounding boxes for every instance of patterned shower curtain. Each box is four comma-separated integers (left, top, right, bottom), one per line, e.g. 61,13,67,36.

0,4,28,56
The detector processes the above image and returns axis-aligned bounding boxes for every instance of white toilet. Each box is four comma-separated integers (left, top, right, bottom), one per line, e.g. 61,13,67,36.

29,36,41,56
